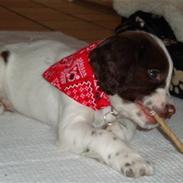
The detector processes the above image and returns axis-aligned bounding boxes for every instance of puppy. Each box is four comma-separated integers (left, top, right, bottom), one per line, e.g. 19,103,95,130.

0,31,175,177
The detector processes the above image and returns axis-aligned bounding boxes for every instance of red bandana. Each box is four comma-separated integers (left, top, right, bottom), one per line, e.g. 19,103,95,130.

43,41,111,111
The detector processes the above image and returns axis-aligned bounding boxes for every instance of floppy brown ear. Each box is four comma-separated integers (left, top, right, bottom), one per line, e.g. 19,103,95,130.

90,36,129,95
90,52,120,95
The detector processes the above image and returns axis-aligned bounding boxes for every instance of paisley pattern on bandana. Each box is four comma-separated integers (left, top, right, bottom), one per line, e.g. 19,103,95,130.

43,41,111,110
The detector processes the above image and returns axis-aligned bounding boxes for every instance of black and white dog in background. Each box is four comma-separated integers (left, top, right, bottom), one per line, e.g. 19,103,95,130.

0,31,175,177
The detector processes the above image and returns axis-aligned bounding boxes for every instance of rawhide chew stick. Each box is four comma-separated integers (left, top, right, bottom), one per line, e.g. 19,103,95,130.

151,111,183,154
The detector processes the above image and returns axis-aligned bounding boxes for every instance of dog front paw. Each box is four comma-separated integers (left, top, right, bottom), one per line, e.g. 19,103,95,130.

109,151,154,178
120,158,154,178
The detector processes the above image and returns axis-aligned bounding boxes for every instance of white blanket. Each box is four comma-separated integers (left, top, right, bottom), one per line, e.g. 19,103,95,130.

0,31,183,183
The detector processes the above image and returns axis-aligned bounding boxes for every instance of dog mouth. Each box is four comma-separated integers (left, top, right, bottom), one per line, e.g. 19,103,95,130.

135,101,176,125
135,101,157,124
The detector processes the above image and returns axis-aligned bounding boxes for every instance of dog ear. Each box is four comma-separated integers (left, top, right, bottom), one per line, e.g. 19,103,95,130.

90,34,149,95
90,36,127,95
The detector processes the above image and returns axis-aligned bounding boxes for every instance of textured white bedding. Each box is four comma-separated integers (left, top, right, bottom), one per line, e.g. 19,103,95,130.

0,31,183,183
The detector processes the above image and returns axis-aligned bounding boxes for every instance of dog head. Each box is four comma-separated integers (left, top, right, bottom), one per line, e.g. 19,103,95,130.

90,31,175,129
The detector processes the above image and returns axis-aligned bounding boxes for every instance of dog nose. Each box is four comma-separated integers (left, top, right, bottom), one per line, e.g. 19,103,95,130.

159,104,176,119
165,104,176,118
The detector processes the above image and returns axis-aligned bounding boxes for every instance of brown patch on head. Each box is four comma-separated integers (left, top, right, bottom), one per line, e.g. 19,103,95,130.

1,50,10,63
90,31,169,102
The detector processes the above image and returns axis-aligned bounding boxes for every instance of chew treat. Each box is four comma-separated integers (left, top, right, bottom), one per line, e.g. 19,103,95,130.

151,111,183,154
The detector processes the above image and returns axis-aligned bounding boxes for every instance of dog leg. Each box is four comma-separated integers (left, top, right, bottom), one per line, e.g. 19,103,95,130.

105,118,137,141
58,107,154,177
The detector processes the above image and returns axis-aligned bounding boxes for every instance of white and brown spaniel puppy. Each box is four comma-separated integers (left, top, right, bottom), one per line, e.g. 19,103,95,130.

0,31,175,178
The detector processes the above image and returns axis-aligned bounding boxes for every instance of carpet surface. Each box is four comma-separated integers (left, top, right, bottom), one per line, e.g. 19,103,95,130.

0,31,183,183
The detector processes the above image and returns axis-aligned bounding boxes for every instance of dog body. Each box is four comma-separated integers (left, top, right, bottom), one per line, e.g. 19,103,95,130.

0,40,74,125
0,32,175,177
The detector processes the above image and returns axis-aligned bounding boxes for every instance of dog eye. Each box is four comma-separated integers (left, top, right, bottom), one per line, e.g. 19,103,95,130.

148,69,161,81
